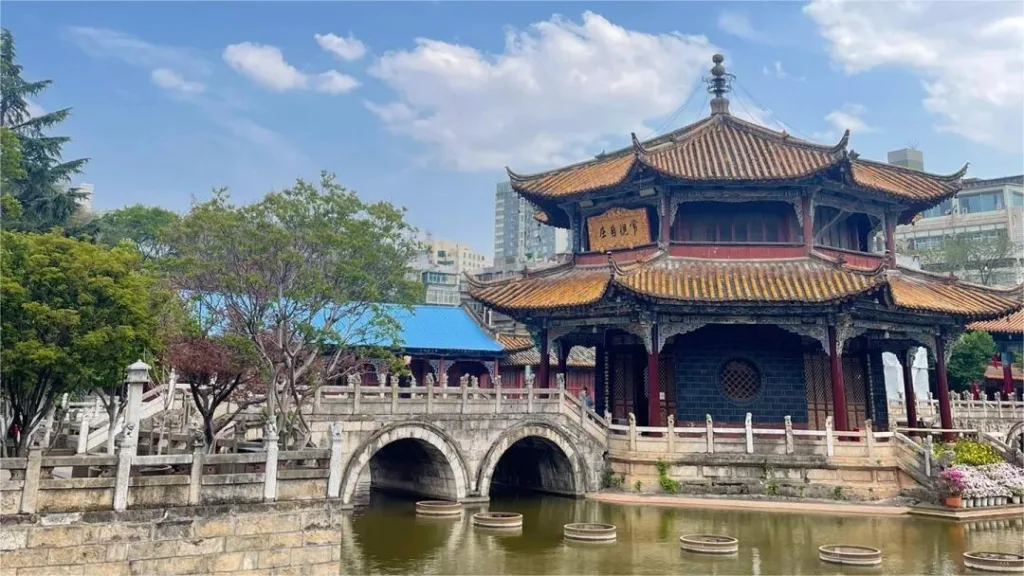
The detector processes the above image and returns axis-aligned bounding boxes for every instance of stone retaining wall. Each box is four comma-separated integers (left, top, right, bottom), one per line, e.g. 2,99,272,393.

0,500,348,575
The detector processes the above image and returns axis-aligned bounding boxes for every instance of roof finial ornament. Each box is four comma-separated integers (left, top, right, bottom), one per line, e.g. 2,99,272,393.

705,53,734,116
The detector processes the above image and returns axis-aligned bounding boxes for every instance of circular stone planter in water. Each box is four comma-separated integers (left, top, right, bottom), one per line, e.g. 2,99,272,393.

679,534,739,555
818,545,882,566
964,552,1024,573
415,500,463,517
473,512,523,529
564,523,617,542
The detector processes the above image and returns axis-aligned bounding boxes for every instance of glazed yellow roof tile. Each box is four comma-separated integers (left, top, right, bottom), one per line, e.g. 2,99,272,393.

469,268,611,311
615,258,880,303
641,115,843,181
888,275,1021,319
510,153,635,199
850,159,965,202
969,309,1024,335
496,333,535,352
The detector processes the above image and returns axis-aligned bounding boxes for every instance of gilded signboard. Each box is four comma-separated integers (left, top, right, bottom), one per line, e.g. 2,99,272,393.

586,207,651,252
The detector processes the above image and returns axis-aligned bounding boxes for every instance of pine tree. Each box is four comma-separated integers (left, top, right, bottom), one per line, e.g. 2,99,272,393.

1,28,89,230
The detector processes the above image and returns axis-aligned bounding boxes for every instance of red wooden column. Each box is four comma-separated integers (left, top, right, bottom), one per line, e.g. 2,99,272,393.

537,328,550,389
883,212,896,268
827,325,849,431
659,194,671,245
902,347,918,430
647,324,662,427
934,335,955,441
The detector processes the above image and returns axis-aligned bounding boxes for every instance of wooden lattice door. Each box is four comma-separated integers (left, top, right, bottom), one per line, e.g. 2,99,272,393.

659,352,676,422
611,351,632,422
805,352,870,430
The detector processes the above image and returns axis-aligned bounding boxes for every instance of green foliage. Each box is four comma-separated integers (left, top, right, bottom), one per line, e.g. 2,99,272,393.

933,440,1004,466
655,459,680,494
165,173,422,441
1,28,89,231
634,480,643,493
764,481,779,496
915,230,1015,287
602,467,625,489
831,486,845,500
84,204,180,261
1,125,24,181
947,331,997,391
1,231,167,454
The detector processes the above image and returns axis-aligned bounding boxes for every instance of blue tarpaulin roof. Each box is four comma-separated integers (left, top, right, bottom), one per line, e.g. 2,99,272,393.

335,304,504,355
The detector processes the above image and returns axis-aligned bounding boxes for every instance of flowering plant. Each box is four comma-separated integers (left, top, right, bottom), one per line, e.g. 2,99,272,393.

939,467,967,496
955,465,1012,498
976,463,1024,494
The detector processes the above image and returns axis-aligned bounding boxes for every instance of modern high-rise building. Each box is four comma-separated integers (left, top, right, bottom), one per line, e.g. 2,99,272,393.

886,148,924,172
406,252,461,306
421,236,489,275
891,149,1023,286
493,181,569,270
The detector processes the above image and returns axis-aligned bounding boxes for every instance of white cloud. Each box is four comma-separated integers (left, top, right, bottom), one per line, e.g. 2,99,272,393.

805,0,1024,153
151,68,205,94
223,42,307,91
824,103,878,135
25,99,45,118
66,26,210,78
366,11,717,171
763,61,788,78
316,70,360,94
314,33,367,61
717,11,777,45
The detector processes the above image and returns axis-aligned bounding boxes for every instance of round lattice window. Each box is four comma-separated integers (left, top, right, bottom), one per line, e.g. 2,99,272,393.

719,359,761,402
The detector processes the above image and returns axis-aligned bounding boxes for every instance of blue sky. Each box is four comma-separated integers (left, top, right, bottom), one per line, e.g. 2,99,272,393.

6,1,1022,258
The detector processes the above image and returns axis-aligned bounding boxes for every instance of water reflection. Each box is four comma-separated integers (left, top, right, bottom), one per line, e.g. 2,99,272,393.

341,492,1024,575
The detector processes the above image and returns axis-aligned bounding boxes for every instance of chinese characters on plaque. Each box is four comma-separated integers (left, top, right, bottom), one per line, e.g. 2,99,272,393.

586,207,651,252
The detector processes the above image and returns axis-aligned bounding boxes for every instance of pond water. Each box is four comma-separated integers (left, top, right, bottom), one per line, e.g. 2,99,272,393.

344,492,1023,575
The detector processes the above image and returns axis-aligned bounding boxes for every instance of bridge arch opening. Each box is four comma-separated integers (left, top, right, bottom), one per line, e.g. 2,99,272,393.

341,425,468,505
477,424,587,498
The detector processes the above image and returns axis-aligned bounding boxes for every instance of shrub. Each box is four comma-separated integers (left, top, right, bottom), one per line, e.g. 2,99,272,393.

939,467,967,496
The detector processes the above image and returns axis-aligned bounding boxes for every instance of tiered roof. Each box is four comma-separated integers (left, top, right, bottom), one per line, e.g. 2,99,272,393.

507,58,967,228
468,251,1022,321
496,333,596,368
969,309,1024,335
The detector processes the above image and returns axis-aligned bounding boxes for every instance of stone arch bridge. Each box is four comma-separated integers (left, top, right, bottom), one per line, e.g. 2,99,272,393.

305,382,608,505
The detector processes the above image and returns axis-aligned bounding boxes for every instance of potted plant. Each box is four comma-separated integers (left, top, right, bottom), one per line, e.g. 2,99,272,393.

939,468,966,509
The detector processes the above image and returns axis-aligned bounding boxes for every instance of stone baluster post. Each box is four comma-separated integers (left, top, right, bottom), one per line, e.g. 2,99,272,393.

460,374,469,414
628,412,637,451
526,375,535,414
188,439,205,506
76,414,91,454
314,386,323,414
864,419,874,459
666,414,675,453
998,393,1004,418
390,374,399,415
263,424,278,502
744,412,754,454
494,375,502,414
784,415,794,455
326,423,344,499
351,373,362,414
705,414,714,454
604,411,612,426
20,444,42,514
825,416,835,458
923,435,933,477
425,373,435,415
41,405,55,448
124,360,151,455
113,423,136,512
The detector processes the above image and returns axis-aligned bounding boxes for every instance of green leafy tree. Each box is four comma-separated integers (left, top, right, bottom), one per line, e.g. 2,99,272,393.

86,204,180,261
915,230,1016,287
165,172,422,446
1,231,165,455
946,331,997,392
1,28,89,231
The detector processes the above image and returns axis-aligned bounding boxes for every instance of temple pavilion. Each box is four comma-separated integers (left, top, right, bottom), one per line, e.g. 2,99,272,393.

468,55,1022,433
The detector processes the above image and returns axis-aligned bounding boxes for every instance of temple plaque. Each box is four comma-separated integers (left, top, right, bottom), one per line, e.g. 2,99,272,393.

587,207,651,252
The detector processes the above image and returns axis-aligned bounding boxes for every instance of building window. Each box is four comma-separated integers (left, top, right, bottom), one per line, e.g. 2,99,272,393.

719,359,761,402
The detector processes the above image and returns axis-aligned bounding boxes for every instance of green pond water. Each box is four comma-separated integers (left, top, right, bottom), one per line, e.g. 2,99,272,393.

343,492,1024,575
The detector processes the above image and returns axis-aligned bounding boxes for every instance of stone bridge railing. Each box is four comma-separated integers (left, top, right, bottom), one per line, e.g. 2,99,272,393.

309,382,609,445
888,394,1024,437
